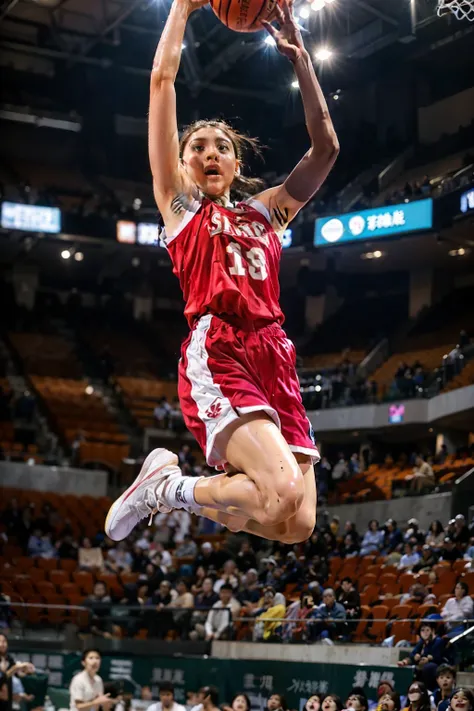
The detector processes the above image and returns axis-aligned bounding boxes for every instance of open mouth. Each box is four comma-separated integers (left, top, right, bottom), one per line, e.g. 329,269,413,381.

204,167,221,176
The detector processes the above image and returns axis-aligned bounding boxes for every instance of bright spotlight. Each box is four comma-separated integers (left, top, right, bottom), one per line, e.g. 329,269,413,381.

264,35,276,46
299,5,310,18
74,251,84,262
314,47,333,61
311,0,325,10
85,385,94,395
373,250,383,258
291,80,299,89
61,249,71,260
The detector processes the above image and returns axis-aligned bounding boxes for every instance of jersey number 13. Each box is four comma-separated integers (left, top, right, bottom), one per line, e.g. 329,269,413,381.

226,243,268,281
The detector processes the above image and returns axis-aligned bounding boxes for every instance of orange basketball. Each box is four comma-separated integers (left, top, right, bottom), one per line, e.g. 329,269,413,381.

210,0,282,32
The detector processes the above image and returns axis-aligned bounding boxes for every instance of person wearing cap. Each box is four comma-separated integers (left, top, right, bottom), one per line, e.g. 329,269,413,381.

452,516,469,548
194,542,216,571
413,545,438,573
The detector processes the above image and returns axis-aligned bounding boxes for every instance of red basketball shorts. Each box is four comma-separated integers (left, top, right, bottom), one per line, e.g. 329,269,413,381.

178,314,320,469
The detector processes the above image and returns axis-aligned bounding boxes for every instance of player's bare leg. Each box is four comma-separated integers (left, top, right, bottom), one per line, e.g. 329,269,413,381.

197,455,316,543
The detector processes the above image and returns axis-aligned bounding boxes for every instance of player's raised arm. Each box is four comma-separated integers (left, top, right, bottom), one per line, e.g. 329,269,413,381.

148,0,207,212
257,0,339,230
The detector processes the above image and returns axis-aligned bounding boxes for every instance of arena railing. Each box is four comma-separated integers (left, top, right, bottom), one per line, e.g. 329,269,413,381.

3,601,474,650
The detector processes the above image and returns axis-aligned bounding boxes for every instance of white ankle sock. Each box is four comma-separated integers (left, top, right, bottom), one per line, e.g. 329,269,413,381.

163,473,202,512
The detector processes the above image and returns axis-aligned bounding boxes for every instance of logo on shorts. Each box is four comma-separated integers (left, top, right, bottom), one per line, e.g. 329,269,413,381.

206,398,223,419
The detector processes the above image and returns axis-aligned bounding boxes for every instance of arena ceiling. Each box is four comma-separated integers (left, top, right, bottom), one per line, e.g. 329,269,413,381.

0,0,472,109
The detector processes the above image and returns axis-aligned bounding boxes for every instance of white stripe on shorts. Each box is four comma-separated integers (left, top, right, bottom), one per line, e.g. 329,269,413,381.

185,314,237,466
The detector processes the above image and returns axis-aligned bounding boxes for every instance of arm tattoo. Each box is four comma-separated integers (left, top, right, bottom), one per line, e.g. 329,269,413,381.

170,193,194,215
271,203,289,229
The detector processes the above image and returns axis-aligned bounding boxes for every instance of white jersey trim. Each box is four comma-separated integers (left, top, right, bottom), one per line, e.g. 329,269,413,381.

161,195,202,246
245,198,271,224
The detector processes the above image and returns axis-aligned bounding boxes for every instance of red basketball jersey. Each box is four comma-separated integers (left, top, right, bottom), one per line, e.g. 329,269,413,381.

163,196,284,327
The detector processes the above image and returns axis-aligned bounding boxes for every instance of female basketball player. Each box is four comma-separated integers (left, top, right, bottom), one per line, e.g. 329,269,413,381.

106,0,339,544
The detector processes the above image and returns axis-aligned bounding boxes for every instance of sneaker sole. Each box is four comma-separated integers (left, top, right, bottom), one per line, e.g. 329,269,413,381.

105,448,178,540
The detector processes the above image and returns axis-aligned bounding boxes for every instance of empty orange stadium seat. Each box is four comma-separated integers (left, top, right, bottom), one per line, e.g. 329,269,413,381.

73,571,94,595
366,605,389,642
399,572,416,593
37,558,58,572
390,604,413,620
49,570,70,588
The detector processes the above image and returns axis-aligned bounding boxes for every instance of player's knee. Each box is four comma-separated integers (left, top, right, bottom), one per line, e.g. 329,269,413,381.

281,506,316,544
256,464,305,527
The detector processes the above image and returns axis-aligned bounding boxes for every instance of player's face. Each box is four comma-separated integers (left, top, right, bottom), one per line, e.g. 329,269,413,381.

182,127,239,197
83,651,101,674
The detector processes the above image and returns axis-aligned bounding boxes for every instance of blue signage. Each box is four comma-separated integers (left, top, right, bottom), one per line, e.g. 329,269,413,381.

1,202,61,234
460,187,474,214
314,198,433,247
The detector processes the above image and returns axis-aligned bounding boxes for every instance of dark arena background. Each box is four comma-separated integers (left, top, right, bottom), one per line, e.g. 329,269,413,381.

1,0,474,709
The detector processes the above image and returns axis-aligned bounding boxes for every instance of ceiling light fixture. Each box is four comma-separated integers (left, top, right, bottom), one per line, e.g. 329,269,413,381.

61,249,71,260
314,47,333,61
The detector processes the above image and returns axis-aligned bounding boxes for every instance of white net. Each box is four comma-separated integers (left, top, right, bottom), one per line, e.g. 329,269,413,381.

437,0,474,20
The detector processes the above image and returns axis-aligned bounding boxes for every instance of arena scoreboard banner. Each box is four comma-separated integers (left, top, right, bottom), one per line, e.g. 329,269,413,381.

314,198,433,247
1,201,61,233
460,187,474,214
15,649,412,711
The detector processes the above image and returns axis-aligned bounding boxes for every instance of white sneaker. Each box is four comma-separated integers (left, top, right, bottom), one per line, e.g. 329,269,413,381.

105,448,179,541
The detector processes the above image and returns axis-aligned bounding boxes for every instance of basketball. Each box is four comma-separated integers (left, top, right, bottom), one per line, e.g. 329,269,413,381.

210,0,283,32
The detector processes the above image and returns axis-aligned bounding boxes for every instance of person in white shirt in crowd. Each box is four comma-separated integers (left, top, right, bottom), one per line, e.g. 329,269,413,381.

213,560,239,594
154,512,191,546
204,584,241,641
331,454,348,483
147,682,186,711
398,542,421,570
441,581,474,635
69,649,114,711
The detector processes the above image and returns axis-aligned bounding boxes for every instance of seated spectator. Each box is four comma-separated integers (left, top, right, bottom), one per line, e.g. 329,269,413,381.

384,519,403,553
398,621,446,690
447,690,474,711
332,454,349,483
308,587,346,643
441,581,473,635
173,580,194,639
236,540,257,572
413,545,438,573
405,456,435,494
336,577,360,631
106,542,133,573
346,695,367,711
203,584,241,641
339,534,360,558
238,569,261,605
377,692,401,711
56,533,78,560
214,560,239,593
464,538,474,561
147,681,186,711
84,582,113,638
194,577,218,609
154,397,171,427
360,520,384,557
0,591,11,632
400,583,431,607
282,590,317,642
146,580,176,639
433,665,456,711
452,515,470,549
79,537,104,571
401,682,431,711
320,695,343,711
253,587,286,641
26,528,45,557
439,538,463,564
426,521,445,551
398,542,421,570
175,534,198,558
